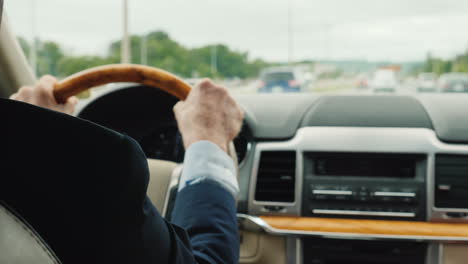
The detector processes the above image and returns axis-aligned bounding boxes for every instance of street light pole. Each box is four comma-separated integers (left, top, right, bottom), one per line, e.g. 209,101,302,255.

324,23,332,60
121,0,131,64
140,34,147,65
211,45,217,76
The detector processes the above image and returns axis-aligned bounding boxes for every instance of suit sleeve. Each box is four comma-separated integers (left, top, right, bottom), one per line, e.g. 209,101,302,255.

170,181,240,264
170,141,240,264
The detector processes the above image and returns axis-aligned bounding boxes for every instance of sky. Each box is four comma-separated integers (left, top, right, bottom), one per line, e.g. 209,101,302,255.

5,0,468,62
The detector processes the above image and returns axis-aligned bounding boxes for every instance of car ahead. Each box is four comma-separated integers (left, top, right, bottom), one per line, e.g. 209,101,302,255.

257,67,310,93
371,69,399,93
417,72,437,92
355,73,370,89
438,73,468,93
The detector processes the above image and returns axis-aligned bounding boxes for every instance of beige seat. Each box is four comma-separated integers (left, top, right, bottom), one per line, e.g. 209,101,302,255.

0,204,61,264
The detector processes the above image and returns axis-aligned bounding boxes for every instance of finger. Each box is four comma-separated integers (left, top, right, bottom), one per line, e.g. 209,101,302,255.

61,97,78,114
192,78,215,98
196,78,214,88
67,96,79,106
38,75,58,95
173,101,184,113
9,93,18,100
196,79,222,94
40,75,57,84
62,105,73,114
229,98,244,120
198,82,229,104
16,86,34,102
15,86,33,95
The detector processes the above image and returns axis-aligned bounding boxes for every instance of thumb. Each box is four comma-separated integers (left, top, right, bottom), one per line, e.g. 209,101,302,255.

67,96,79,106
173,101,184,114
63,96,78,115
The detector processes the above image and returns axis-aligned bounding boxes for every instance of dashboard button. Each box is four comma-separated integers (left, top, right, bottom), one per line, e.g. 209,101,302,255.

356,196,370,202
446,212,468,218
400,197,416,203
263,206,285,212
354,189,370,201
358,187,369,192
378,196,394,202
334,195,350,201
313,194,328,201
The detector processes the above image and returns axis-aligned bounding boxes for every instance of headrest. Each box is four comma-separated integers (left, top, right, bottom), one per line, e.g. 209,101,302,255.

0,204,61,264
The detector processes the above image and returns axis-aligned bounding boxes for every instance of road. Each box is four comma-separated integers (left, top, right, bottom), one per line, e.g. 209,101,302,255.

226,79,422,96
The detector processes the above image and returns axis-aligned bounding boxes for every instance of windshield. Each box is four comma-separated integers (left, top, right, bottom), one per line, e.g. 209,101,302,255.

6,0,468,94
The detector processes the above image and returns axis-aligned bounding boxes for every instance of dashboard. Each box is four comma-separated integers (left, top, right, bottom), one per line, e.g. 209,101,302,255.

77,85,468,264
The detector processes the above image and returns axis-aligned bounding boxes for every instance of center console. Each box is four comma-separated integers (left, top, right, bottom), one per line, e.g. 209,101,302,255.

246,127,468,264
302,152,427,221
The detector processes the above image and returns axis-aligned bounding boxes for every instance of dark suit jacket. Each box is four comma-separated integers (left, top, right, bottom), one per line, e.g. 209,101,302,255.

1,98,239,264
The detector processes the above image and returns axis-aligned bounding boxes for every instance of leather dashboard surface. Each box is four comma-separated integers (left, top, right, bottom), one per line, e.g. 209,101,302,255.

236,93,468,144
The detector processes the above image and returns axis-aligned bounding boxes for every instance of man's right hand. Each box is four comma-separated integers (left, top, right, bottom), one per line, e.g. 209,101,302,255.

173,79,244,153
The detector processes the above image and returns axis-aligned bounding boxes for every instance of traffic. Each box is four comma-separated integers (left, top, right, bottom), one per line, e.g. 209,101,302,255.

220,64,468,95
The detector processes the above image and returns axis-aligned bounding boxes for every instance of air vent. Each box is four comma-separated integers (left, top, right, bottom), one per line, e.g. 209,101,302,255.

255,151,296,202
435,154,468,208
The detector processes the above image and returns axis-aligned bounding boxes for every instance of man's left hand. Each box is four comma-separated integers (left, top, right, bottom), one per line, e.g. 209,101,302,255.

10,75,78,115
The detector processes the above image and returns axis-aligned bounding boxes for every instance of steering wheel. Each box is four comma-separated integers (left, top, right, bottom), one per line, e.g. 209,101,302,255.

54,64,192,103
53,64,239,214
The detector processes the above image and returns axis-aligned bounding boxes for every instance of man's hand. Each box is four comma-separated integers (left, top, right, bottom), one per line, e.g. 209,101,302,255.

174,79,244,153
10,75,78,115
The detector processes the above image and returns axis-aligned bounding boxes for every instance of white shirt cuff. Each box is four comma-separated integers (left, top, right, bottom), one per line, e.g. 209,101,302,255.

178,140,239,198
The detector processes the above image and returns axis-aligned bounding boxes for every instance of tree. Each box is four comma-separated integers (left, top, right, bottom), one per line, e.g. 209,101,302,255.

37,41,64,76
17,38,64,76
421,50,468,75
57,56,118,77
17,30,270,79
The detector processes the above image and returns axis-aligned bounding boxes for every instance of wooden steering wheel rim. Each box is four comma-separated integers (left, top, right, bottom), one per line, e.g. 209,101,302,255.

53,64,192,103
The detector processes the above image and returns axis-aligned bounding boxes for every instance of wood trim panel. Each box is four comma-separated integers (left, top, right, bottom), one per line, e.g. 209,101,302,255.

260,216,468,238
